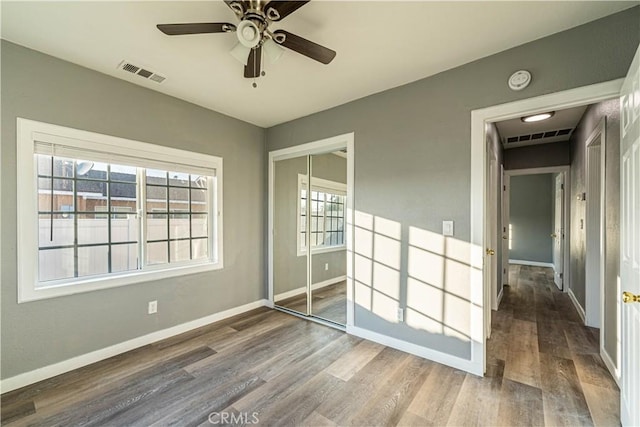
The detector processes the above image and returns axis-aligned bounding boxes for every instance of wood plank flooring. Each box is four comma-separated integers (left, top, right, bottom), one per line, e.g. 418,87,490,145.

275,281,347,325
1,266,619,426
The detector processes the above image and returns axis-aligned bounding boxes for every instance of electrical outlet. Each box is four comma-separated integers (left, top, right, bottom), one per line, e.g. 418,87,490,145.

325,263,329,271
148,300,157,314
397,308,404,322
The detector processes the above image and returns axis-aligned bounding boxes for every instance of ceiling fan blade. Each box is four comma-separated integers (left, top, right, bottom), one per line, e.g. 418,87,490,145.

273,30,336,64
244,46,262,78
265,1,310,21
157,23,236,36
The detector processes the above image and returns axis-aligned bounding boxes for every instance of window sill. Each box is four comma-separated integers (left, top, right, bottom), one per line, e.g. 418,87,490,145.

297,245,346,257
18,261,223,303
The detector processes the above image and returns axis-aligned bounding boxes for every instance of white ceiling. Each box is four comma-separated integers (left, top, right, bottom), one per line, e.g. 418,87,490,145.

496,104,588,149
1,1,636,127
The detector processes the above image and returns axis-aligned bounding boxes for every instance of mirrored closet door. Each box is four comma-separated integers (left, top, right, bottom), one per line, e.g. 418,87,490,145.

273,150,348,326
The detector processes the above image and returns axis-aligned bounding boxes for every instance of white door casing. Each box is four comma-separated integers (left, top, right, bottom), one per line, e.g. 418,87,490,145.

553,173,564,290
619,44,640,427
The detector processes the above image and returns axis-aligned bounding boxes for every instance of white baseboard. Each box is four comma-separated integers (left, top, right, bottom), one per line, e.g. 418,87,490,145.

567,288,586,324
274,275,346,301
600,346,620,387
509,259,554,268
496,285,504,309
0,299,269,394
346,325,481,376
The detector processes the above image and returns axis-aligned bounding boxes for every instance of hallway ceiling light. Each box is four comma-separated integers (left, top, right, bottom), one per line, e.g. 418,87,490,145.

521,111,555,123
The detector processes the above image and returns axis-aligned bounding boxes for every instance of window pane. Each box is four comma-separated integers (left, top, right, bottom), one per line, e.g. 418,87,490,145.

77,180,107,212
110,164,136,182
110,183,137,212
169,187,189,212
190,189,207,212
76,160,108,180
39,214,75,247
78,214,109,245
146,185,167,212
52,157,74,178
169,214,190,239
146,241,168,265
192,214,208,238
38,178,74,212
146,214,168,240
170,240,190,262
192,238,208,260
38,248,74,283
111,215,138,243
146,169,167,185
111,244,138,273
190,174,207,189
77,245,109,277
168,172,189,187
300,215,306,232
37,154,52,176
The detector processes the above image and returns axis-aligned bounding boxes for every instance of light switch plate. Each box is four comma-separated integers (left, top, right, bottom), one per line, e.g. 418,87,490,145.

443,220,454,236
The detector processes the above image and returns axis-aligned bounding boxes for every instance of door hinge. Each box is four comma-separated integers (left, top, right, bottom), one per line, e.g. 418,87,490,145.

561,184,564,190
559,273,563,278
503,185,506,191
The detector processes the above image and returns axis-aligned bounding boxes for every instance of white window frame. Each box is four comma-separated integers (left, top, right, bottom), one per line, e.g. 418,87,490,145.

296,174,347,256
16,118,224,302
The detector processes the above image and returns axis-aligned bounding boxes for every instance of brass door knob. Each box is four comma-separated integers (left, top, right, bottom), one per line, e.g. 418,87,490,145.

551,233,557,238
622,291,640,303
502,236,508,240
486,249,495,255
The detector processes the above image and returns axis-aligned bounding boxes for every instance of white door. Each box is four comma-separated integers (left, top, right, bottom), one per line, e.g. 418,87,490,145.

501,167,510,287
620,44,640,427
552,174,564,290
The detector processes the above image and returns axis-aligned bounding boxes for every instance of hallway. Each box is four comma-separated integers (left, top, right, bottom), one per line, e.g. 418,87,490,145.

488,265,620,426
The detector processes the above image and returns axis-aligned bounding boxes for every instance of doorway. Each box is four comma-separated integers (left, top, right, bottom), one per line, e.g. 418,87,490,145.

471,78,623,374
502,167,570,294
268,133,355,329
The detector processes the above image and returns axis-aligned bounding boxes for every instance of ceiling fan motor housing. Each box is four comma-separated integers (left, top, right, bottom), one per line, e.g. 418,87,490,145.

236,19,261,47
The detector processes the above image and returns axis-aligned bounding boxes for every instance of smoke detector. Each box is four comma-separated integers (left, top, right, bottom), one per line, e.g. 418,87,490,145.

508,70,531,91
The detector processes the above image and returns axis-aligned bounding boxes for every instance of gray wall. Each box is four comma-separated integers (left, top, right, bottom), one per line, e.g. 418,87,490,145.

1,41,266,379
504,141,571,170
509,174,554,263
266,8,640,360
569,98,621,363
273,153,347,297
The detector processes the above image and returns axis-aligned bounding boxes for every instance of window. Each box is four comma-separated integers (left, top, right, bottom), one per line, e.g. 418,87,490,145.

17,119,223,302
297,174,346,256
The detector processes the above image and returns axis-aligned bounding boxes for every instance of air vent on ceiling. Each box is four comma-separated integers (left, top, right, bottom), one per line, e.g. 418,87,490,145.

504,128,574,145
118,60,166,84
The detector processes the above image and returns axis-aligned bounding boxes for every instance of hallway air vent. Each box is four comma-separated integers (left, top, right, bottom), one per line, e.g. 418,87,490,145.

504,128,574,145
117,60,167,84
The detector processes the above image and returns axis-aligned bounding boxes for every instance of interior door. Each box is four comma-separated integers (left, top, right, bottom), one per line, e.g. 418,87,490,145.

552,173,564,290
620,44,640,427
309,152,347,325
273,155,309,315
502,169,509,286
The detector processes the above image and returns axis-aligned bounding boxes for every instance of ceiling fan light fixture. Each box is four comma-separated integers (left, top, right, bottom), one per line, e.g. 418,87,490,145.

230,42,251,65
263,38,284,63
521,111,555,123
236,20,260,48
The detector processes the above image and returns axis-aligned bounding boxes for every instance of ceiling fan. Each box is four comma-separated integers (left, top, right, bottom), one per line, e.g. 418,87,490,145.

157,0,336,82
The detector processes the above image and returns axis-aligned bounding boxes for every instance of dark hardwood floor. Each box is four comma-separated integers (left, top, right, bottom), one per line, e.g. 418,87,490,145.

1,266,619,426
